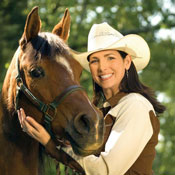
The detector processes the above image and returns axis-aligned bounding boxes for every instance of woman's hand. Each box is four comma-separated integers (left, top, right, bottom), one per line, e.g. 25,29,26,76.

18,109,85,174
17,108,51,146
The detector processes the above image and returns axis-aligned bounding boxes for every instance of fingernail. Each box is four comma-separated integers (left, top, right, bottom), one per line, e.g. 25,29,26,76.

26,116,30,121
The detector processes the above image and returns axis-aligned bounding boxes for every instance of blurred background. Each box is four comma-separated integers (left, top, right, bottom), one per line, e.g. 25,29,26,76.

0,0,175,174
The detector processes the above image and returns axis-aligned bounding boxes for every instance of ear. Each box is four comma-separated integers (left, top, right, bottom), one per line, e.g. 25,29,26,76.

124,55,132,70
52,8,70,42
19,6,41,48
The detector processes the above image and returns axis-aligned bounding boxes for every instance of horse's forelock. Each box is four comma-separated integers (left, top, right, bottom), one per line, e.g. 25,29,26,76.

30,32,70,60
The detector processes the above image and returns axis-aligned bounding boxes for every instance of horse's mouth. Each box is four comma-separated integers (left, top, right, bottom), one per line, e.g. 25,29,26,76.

55,135,71,147
65,132,98,156
54,132,99,156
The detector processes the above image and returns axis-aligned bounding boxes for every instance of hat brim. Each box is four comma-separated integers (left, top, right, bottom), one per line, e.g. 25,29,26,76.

70,34,150,72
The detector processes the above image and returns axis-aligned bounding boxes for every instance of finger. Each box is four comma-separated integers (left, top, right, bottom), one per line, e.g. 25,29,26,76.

21,117,41,140
19,109,41,132
26,117,51,145
20,109,35,134
25,117,42,132
17,110,22,125
17,109,26,129
20,108,26,120
24,120,48,144
20,108,27,128
19,109,40,131
18,109,50,145
24,117,44,137
19,109,37,134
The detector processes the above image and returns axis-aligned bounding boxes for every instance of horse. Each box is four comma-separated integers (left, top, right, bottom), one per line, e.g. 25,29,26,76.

0,7,104,175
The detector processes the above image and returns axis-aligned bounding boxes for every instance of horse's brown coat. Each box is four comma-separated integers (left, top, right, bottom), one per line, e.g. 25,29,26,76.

0,7,104,175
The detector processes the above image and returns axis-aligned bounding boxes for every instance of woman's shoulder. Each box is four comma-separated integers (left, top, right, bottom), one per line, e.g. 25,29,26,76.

121,92,148,102
108,92,155,120
119,92,154,110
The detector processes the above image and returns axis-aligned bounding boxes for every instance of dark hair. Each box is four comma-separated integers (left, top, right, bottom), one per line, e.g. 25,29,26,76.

92,50,166,114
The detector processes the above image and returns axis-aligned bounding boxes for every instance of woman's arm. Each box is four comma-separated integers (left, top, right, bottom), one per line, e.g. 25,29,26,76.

17,108,85,174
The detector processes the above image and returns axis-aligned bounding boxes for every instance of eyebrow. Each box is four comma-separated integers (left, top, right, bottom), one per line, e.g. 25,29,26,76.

90,56,98,60
90,53,115,60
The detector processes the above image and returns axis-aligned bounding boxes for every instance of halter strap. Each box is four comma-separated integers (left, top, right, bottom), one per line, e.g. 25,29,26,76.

15,56,84,139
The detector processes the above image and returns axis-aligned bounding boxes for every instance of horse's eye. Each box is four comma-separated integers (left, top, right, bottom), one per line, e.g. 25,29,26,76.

29,67,45,78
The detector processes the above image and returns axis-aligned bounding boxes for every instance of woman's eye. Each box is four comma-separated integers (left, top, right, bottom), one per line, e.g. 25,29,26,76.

29,67,45,78
90,60,98,64
108,56,115,60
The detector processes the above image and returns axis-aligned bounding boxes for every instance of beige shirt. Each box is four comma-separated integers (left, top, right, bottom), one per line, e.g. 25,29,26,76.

63,93,155,175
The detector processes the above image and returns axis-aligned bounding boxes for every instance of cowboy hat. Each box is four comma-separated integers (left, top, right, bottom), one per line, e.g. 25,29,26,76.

71,22,150,72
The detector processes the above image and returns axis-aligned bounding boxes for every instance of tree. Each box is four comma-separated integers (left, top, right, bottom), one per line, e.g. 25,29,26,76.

0,0,28,87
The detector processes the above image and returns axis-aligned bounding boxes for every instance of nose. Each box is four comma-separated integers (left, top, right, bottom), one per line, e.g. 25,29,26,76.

73,114,92,135
98,59,107,72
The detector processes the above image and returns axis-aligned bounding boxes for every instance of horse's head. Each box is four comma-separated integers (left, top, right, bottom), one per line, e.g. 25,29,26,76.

2,7,104,156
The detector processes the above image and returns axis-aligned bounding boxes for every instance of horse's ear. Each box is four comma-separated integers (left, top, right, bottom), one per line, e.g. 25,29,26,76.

20,6,41,48
52,8,70,42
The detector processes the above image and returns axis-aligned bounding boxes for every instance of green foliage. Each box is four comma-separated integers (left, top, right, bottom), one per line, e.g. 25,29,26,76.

0,0,175,174
0,0,27,87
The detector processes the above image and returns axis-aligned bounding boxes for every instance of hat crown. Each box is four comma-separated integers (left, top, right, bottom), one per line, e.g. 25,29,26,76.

88,22,123,51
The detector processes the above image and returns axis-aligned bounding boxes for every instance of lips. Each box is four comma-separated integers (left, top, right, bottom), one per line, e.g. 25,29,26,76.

99,73,112,80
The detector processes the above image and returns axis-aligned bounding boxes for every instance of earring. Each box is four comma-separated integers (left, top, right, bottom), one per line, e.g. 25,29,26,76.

126,69,129,78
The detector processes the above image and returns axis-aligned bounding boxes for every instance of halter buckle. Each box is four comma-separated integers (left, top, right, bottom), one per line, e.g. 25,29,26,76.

42,104,57,123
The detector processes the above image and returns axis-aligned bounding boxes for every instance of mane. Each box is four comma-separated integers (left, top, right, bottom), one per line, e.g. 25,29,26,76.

29,32,71,60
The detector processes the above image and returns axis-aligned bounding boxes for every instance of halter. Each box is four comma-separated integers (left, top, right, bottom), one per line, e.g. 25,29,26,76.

15,55,84,139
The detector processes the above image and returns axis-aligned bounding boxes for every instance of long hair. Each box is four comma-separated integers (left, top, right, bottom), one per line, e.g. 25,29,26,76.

92,51,166,114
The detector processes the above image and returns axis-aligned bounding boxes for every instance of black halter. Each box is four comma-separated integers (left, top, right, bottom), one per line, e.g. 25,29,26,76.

15,55,84,139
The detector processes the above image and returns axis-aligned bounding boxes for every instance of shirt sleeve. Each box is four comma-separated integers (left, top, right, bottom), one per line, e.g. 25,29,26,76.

63,97,153,175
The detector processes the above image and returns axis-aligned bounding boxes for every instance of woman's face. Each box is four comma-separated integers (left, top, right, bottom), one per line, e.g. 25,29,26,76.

89,50,131,94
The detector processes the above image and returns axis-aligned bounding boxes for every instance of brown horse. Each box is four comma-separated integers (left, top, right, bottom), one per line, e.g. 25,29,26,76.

0,7,104,175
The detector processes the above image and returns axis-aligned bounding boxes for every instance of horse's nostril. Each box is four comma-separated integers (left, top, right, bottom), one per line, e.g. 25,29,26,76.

80,115,90,132
74,114,91,135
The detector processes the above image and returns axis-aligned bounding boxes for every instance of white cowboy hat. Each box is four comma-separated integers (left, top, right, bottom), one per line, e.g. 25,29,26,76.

71,22,150,72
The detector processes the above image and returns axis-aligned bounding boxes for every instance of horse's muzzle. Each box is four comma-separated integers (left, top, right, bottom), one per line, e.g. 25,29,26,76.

65,112,105,156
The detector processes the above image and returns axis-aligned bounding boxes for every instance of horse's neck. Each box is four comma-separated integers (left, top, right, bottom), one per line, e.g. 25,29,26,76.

0,48,21,134
0,51,41,174
2,54,17,112
1,104,19,139
0,96,42,175
1,90,36,146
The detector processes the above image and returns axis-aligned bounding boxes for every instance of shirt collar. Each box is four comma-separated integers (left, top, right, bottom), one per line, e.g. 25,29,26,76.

103,92,128,108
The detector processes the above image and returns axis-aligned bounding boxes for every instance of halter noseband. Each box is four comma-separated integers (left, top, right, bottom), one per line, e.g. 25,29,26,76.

15,56,84,139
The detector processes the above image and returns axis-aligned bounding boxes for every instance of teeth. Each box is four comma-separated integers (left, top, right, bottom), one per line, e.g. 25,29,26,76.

100,74,112,79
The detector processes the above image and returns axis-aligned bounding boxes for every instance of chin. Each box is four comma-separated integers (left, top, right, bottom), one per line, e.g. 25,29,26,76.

72,145,98,156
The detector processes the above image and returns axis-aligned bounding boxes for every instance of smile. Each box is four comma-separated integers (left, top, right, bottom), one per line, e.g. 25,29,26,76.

99,73,113,80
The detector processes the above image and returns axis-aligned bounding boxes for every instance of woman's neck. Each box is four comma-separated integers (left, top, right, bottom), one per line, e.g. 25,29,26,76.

103,88,119,100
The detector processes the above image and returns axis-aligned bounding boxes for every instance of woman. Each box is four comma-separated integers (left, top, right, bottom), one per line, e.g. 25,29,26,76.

18,22,165,175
